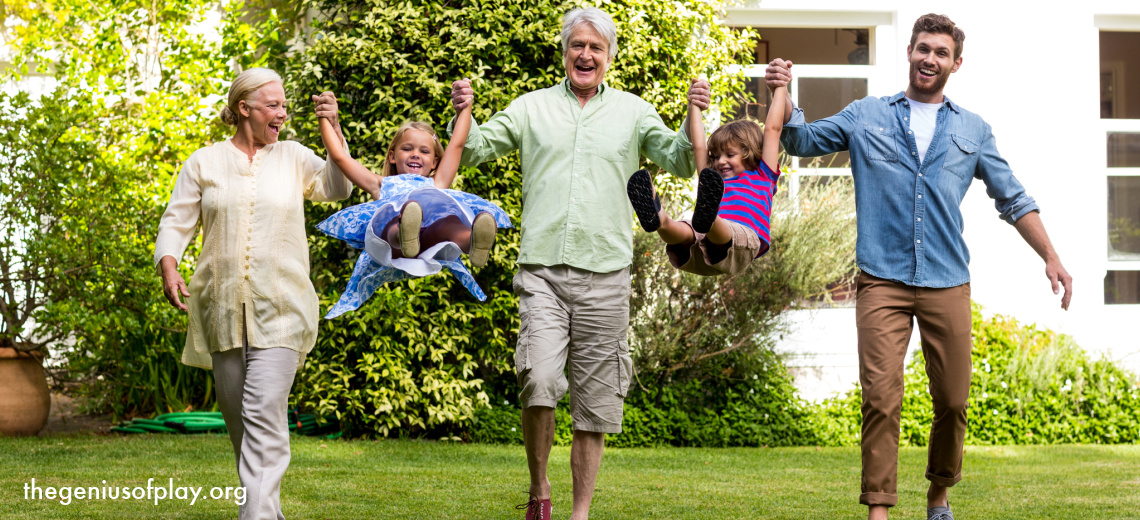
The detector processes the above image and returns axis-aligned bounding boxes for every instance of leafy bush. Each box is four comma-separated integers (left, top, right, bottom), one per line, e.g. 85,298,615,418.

285,0,755,436
0,0,269,416
811,304,1140,447
468,177,858,447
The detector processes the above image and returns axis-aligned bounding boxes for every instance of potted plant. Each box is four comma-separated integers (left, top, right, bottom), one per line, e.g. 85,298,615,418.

0,338,51,436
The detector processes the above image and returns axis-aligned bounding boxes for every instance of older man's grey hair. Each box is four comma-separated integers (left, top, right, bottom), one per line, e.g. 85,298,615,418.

560,7,618,59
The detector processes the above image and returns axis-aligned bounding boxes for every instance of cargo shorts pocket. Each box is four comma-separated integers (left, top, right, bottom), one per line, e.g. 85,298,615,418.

614,340,633,398
514,319,531,374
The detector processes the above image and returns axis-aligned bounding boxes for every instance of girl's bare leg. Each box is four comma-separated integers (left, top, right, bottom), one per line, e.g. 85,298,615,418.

384,215,473,259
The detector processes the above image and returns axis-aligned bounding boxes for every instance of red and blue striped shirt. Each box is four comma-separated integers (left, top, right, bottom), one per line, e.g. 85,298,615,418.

719,161,779,256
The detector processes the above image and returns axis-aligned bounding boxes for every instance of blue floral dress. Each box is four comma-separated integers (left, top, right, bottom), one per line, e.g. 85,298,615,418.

317,174,512,318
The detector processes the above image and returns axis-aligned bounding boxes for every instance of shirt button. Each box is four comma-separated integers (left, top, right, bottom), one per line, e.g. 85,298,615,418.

246,246,251,251
916,239,921,244
912,152,916,156
244,274,249,279
918,173,923,177
917,217,922,222
908,131,913,134
918,195,923,199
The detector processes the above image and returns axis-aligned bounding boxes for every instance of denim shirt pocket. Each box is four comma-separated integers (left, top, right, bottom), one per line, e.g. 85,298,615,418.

862,125,898,162
942,133,979,179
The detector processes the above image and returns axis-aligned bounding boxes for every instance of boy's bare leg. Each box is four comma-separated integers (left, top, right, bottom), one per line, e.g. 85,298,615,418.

706,217,734,245
570,430,605,520
656,211,696,246
522,406,554,500
868,505,889,520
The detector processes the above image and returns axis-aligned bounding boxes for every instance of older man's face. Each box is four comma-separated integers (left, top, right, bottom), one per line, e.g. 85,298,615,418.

564,24,612,92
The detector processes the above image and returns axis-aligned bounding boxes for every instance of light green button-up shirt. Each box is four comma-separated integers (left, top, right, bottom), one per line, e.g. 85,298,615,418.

456,79,695,273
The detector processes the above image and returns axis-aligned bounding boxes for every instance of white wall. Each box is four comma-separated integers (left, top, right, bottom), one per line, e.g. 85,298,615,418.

725,0,1140,399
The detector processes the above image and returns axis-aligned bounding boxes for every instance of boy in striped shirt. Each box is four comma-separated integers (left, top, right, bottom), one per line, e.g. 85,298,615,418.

627,82,786,276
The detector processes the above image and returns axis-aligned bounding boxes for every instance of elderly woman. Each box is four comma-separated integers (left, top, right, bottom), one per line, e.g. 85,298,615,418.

154,67,351,520
450,8,710,520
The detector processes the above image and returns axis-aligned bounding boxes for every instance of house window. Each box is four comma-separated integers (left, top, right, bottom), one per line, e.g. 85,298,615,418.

1100,29,1140,304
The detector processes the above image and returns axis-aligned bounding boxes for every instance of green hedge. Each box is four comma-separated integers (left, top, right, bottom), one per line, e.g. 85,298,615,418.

811,304,1140,447
286,0,755,436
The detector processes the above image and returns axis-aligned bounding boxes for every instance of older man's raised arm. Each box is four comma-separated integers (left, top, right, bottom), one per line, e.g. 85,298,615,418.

447,78,522,167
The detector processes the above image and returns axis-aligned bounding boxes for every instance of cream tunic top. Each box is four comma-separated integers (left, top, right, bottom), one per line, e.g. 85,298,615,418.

154,138,353,369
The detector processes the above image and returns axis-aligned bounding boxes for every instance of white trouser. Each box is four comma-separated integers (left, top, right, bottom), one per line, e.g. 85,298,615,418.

212,344,300,520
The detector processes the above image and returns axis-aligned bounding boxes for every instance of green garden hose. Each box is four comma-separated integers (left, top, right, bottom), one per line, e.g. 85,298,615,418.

111,409,338,437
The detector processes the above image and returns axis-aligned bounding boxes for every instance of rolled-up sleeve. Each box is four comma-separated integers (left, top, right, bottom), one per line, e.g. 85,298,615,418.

454,102,523,167
975,123,1039,225
639,106,695,179
780,104,857,159
300,140,353,202
154,154,203,273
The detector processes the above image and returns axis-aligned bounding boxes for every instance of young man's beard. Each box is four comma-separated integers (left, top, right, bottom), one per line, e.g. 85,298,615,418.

909,62,952,97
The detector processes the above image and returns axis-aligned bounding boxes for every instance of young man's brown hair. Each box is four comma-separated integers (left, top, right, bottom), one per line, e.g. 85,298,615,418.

910,13,965,59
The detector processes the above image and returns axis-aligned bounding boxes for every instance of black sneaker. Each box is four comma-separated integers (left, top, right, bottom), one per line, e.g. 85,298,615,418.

691,168,724,234
627,169,662,232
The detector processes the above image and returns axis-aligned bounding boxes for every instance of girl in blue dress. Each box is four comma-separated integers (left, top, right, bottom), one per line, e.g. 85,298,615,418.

315,101,512,318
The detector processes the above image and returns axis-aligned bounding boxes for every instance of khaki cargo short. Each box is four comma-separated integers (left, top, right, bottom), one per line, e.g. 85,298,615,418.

665,219,765,277
513,264,632,434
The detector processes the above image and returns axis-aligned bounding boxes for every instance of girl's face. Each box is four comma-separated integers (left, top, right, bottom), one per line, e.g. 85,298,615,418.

711,142,751,178
388,129,439,176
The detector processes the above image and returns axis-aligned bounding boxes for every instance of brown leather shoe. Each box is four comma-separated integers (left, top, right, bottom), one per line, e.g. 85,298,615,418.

516,494,552,520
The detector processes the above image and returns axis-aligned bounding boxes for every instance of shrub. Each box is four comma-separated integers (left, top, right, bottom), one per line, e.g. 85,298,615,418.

286,0,755,436
811,304,1140,447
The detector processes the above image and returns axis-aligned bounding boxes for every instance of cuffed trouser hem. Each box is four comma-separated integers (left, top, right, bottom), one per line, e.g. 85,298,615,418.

571,420,622,434
520,398,559,409
859,492,898,507
925,469,963,487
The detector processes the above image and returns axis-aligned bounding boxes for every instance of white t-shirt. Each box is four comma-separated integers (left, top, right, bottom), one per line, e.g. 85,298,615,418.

907,97,942,163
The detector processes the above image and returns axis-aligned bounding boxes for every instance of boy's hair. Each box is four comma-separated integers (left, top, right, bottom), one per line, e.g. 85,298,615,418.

383,121,446,177
707,119,764,170
910,13,965,59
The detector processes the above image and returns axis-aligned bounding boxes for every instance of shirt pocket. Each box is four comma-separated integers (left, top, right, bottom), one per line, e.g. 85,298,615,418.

590,124,634,158
942,133,979,179
862,125,898,162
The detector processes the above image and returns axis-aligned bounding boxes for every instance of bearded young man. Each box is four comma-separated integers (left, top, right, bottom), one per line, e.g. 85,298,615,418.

765,13,1072,520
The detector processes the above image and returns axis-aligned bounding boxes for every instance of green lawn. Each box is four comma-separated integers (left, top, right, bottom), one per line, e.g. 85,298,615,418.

1,435,1137,519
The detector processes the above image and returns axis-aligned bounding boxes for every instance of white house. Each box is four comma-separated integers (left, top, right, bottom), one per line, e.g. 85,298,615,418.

719,0,1140,400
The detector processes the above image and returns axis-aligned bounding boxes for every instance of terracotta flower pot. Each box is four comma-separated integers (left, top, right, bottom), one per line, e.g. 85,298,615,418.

0,347,51,436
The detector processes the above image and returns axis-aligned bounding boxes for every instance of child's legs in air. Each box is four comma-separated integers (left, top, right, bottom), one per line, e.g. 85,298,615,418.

656,211,696,246
384,215,473,259
706,217,733,246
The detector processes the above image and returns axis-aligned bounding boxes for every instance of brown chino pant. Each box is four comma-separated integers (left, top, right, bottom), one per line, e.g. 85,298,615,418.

855,273,972,507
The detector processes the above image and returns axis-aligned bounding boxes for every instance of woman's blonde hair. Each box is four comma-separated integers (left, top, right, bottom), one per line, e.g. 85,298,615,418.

383,121,446,177
220,68,283,126
707,119,764,171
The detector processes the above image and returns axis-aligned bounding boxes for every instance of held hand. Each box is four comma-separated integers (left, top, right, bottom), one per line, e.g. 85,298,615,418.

688,78,711,110
312,91,340,124
451,78,473,113
765,59,793,90
160,261,190,312
1046,259,1073,310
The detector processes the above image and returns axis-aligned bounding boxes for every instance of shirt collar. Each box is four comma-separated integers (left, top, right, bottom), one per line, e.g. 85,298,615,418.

890,91,960,114
561,78,607,97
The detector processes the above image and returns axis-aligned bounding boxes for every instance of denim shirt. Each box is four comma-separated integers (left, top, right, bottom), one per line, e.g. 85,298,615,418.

781,92,1039,288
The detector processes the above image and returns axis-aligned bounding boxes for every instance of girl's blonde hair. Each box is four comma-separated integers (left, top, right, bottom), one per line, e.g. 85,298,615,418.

383,121,446,177
707,119,764,170
220,68,283,126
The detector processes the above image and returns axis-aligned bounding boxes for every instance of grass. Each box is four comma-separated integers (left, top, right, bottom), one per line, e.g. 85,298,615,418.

1,435,1138,519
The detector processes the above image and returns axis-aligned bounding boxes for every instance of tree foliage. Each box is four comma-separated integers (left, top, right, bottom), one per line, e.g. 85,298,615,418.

286,0,755,435
0,0,266,415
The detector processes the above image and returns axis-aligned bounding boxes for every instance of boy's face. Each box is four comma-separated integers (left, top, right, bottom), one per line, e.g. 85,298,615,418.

906,32,962,101
712,142,749,179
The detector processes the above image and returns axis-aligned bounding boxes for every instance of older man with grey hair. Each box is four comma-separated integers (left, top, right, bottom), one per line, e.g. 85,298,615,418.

450,7,709,520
